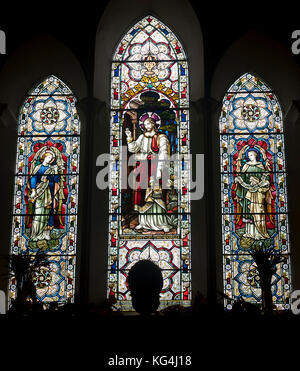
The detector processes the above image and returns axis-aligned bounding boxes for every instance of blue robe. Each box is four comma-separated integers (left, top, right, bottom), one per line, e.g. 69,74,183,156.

30,165,60,227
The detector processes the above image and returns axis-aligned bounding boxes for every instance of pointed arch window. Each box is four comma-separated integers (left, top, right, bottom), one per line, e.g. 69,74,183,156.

219,73,291,309
108,15,191,310
9,76,80,305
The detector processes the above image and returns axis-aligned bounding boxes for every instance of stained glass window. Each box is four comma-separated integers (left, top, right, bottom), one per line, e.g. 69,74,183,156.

108,15,191,310
9,76,80,305
220,73,291,310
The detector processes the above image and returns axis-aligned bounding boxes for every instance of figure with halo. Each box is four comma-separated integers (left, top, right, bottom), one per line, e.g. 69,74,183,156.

28,146,65,242
125,112,174,233
235,146,274,241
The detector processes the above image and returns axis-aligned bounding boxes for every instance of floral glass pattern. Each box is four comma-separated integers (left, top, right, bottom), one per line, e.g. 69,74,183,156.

108,16,191,310
220,73,291,309
9,76,80,305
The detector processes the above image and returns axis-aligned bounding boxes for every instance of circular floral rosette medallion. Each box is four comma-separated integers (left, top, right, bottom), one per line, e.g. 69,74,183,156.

29,97,71,134
230,95,272,131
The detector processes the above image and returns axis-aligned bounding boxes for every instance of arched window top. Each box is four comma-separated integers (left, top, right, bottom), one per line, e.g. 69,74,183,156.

108,16,191,311
9,75,80,307
20,75,80,136
219,72,291,310
94,4,204,103
113,15,187,62
111,16,189,113
27,75,74,96
220,72,283,134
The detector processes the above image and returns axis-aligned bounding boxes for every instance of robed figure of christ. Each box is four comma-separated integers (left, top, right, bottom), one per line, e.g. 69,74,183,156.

125,112,174,233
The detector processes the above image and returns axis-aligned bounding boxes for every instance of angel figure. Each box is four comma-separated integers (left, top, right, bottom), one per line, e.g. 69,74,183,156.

28,146,65,242
235,147,274,240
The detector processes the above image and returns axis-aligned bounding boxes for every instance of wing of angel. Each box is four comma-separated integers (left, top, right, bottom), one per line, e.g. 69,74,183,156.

26,147,47,226
27,146,48,196
29,146,47,175
234,194,242,225
235,146,248,224
49,147,65,225
266,188,274,225
50,146,65,172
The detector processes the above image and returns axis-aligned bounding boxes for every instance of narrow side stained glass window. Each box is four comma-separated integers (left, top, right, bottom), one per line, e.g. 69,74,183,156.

9,76,80,306
220,73,292,310
108,15,191,311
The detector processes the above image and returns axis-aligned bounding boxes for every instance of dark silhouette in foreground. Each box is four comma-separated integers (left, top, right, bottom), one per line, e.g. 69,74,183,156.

5,251,49,314
128,260,163,315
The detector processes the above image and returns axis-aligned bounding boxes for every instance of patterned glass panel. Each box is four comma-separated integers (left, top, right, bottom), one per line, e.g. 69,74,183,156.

108,15,191,310
9,76,80,305
220,73,291,310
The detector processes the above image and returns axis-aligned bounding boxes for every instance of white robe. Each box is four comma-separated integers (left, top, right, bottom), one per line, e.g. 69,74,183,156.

127,132,173,232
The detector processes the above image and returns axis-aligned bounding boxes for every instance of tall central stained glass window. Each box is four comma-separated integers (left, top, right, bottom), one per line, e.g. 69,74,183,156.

220,73,292,310
108,15,191,310
9,76,80,305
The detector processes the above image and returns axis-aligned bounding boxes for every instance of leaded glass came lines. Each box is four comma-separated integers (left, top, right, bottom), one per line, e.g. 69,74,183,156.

108,16,191,311
9,76,80,306
219,73,291,310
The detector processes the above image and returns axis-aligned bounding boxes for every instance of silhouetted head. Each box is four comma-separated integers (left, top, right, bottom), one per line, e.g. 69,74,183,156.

128,260,163,315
